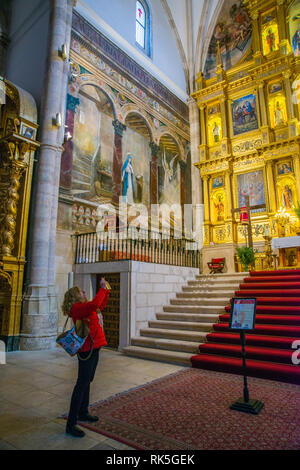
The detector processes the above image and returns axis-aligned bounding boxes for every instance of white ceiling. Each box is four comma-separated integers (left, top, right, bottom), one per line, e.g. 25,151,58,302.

163,0,224,93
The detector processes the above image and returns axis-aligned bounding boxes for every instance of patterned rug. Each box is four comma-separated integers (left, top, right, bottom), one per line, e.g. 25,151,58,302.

75,369,300,450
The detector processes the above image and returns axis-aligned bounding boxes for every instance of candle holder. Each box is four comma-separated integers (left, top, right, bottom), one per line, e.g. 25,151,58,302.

275,207,290,237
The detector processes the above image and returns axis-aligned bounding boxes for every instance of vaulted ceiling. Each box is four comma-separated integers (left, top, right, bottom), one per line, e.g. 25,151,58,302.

161,0,225,94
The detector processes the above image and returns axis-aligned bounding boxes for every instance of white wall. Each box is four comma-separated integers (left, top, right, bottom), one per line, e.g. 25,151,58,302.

5,0,50,107
75,0,188,101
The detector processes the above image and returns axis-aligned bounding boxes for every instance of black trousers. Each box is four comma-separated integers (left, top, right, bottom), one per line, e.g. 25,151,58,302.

67,348,100,427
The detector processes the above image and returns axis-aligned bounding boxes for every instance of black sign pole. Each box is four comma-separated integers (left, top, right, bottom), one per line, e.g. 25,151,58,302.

230,330,264,414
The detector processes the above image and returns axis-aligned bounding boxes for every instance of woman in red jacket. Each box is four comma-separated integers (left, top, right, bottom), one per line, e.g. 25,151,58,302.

62,277,110,438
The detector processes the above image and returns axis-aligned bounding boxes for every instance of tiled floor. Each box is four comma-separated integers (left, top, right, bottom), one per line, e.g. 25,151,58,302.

0,348,184,450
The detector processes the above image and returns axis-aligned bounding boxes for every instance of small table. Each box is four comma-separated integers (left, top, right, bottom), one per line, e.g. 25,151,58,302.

271,236,300,268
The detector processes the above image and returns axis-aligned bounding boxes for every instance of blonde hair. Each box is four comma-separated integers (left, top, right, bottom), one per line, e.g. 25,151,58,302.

61,286,82,316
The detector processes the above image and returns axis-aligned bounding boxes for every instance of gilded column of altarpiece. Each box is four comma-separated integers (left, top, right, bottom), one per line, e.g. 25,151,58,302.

0,80,39,350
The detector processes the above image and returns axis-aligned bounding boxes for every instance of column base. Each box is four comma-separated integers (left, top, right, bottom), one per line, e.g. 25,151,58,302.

20,285,58,351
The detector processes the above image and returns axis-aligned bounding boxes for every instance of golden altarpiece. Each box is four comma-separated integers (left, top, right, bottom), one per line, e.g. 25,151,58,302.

0,79,39,350
192,0,300,273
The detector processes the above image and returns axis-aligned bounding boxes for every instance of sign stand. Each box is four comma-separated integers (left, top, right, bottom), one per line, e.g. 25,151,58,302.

229,298,264,415
230,331,264,414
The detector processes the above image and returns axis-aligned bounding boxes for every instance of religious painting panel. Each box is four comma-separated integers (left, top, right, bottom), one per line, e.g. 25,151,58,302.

211,189,226,224
268,94,287,128
237,169,266,213
212,176,224,189
261,8,279,55
207,104,222,147
289,0,300,56
204,0,252,79
277,160,293,176
276,174,297,211
231,94,258,136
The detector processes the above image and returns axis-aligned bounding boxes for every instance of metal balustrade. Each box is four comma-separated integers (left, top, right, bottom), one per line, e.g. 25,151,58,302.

74,228,202,268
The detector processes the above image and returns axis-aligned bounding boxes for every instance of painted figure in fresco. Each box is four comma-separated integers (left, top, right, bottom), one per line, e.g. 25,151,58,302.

162,149,178,191
266,28,276,53
212,122,220,142
122,154,135,204
274,101,285,126
292,29,300,56
282,185,294,209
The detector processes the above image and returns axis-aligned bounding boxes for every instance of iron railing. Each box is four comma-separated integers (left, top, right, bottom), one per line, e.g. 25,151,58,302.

74,228,201,268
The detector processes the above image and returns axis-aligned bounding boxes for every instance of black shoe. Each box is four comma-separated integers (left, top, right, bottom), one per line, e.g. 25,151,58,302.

78,413,99,423
66,424,85,438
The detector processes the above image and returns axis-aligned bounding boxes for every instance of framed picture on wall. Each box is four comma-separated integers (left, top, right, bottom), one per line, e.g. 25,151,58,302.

231,94,258,136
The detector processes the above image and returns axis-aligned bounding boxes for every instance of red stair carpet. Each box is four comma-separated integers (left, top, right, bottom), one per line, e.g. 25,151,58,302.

191,269,300,384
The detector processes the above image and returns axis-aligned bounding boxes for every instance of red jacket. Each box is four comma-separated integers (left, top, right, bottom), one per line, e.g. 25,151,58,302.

70,288,109,352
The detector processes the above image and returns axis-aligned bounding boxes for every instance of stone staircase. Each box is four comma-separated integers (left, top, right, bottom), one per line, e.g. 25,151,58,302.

122,272,247,365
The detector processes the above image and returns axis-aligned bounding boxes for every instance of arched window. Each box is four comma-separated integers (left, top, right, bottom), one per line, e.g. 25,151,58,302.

136,0,151,55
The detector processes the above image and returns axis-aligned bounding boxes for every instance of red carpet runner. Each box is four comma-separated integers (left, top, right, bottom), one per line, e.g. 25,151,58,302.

191,269,300,384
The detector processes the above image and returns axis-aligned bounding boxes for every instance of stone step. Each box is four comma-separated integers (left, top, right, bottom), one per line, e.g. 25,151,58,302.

170,298,229,306
163,305,224,314
149,320,214,331
196,273,248,279
177,290,236,298
122,345,192,366
140,327,208,342
156,312,220,323
131,336,200,353
182,285,239,292
188,279,242,286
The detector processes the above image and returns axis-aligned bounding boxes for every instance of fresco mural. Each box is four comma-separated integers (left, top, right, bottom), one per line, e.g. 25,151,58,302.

231,94,258,136
237,170,266,213
158,148,180,206
204,0,252,79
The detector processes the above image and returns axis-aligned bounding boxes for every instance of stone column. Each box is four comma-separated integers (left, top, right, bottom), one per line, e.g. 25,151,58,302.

48,0,73,316
266,161,277,213
188,98,202,243
149,142,160,205
112,119,126,207
21,0,74,350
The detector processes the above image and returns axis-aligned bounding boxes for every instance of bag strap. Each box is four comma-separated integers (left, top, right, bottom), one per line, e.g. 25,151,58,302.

77,330,97,362
63,316,71,332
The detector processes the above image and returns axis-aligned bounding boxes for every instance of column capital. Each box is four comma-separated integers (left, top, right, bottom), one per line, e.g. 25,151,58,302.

112,119,126,137
149,141,160,156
